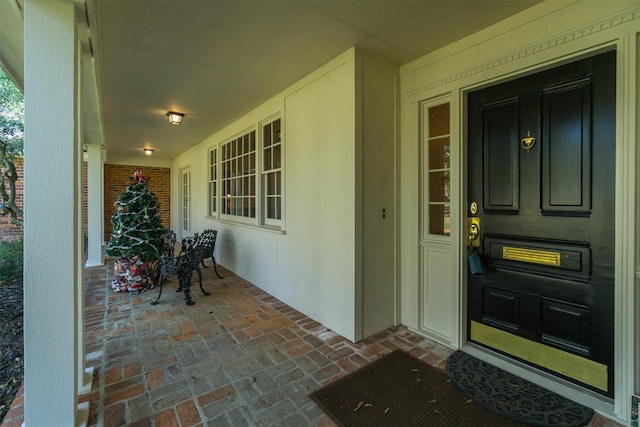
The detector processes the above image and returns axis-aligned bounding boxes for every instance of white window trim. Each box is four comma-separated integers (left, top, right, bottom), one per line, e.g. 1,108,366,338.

420,96,451,243
207,115,285,232
207,146,218,218
220,128,257,221
260,115,284,229
181,167,191,234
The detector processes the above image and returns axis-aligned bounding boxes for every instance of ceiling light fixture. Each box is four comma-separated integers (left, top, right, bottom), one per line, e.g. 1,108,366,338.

166,111,185,125
143,148,154,156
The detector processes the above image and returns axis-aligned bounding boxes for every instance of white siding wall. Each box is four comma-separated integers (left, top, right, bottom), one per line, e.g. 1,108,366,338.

172,50,358,340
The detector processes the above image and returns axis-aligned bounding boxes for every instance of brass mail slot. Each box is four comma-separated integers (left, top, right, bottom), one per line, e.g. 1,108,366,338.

502,246,561,266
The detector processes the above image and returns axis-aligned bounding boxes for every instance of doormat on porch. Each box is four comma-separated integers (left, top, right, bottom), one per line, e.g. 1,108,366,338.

446,350,594,426
309,349,525,426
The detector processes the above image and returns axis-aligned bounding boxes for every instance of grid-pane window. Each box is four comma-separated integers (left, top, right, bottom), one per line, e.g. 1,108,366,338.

182,169,190,232
262,118,282,225
426,103,450,236
221,131,256,218
208,148,218,216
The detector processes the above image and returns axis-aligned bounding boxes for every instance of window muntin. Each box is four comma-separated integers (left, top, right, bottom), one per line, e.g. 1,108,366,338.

426,102,450,236
182,169,191,232
209,115,284,230
208,148,218,216
221,131,256,219
262,118,282,225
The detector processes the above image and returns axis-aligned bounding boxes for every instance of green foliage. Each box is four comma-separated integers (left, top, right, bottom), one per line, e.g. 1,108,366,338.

0,238,23,284
0,68,24,225
106,173,165,261
0,68,24,158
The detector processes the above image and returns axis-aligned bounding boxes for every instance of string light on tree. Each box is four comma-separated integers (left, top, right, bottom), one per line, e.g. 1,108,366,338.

106,171,165,293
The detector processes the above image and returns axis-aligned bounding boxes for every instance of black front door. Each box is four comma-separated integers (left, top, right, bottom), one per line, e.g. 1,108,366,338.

467,51,616,397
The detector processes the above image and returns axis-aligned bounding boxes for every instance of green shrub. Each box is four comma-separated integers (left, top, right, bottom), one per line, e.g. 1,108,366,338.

0,238,23,284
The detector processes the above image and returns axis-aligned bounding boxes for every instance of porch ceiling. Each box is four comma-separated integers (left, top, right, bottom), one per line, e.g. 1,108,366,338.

0,0,542,163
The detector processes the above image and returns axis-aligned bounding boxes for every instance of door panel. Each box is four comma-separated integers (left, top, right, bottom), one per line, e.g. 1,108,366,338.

542,79,592,213
541,298,591,355
483,98,520,211
467,51,615,397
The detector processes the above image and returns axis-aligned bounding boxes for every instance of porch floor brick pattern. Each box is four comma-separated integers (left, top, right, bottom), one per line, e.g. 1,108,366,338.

1,260,623,426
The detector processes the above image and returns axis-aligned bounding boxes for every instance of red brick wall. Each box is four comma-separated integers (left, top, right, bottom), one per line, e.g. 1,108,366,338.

0,158,24,242
104,164,171,242
0,161,170,244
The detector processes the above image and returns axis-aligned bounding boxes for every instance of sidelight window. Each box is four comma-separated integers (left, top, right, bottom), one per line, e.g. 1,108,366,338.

424,102,451,236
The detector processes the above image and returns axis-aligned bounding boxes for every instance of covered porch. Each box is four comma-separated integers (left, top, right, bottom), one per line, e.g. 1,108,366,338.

0,0,638,425
2,259,620,426
3,259,458,426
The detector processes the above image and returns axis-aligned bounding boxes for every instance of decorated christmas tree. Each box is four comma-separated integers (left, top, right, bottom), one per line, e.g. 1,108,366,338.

106,171,166,292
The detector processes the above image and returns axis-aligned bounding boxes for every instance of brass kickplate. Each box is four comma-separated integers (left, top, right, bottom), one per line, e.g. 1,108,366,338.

471,321,608,392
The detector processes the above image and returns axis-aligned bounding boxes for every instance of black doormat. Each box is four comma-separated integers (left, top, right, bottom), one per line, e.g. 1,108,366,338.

446,350,594,426
310,349,526,426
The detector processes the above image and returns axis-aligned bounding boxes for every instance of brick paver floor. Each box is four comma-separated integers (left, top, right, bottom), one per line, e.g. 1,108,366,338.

1,259,622,426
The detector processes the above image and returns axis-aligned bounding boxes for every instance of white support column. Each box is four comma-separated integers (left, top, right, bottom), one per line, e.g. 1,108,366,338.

85,143,104,267
23,0,81,425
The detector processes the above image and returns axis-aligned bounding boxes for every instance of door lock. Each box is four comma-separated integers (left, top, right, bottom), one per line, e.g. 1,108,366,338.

467,217,480,247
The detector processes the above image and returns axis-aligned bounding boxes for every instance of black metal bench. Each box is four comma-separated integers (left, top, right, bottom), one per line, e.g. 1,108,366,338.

194,229,223,279
151,232,210,306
